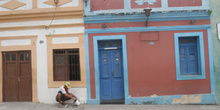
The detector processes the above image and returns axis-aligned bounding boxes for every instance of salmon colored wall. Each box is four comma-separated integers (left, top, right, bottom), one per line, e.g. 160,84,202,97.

127,30,210,97
88,36,96,99
88,29,211,98
168,0,202,7
131,0,161,9
90,0,124,11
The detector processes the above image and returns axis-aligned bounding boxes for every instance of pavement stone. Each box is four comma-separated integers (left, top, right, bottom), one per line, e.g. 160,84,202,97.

0,102,219,110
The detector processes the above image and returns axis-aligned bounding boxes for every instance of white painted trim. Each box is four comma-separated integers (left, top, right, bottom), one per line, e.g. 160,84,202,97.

1,39,31,46
0,19,84,28
217,23,220,40
52,37,79,44
0,27,84,37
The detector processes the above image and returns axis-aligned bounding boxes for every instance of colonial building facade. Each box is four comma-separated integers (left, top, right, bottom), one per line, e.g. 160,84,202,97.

84,0,215,104
0,0,86,103
0,0,217,105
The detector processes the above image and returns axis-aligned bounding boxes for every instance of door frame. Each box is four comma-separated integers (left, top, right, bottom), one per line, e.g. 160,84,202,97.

93,35,129,104
0,36,37,102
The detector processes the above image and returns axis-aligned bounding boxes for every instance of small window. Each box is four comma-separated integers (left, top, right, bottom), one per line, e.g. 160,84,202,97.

6,54,10,61
53,49,80,81
100,42,106,47
12,54,16,61
115,41,120,47
179,37,198,75
25,54,30,61
174,32,206,80
20,54,24,61
108,42,113,47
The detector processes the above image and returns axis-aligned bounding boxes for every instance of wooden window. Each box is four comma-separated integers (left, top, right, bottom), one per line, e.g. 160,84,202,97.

179,37,198,75
53,49,80,81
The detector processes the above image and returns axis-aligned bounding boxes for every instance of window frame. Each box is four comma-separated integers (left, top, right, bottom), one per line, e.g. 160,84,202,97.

53,48,81,81
174,32,206,80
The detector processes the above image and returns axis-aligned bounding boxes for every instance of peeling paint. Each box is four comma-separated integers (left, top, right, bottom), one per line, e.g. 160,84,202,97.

172,95,202,104
150,94,158,98
163,97,168,100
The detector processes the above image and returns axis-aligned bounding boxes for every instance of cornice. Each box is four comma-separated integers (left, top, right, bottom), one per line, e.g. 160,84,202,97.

84,11,210,24
0,7,84,23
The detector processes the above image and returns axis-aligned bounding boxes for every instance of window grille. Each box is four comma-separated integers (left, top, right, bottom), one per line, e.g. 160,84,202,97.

53,49,80,81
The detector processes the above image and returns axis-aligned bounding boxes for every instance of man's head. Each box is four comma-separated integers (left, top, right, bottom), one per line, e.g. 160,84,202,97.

65,82,71,89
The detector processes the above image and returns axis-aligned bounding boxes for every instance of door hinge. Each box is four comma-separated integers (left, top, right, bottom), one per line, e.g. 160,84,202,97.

18,77,20,82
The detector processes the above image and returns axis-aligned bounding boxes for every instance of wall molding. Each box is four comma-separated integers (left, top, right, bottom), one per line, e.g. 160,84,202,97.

84,11,209,24
0,23,84,31
85,25,211,34
0,8,83,23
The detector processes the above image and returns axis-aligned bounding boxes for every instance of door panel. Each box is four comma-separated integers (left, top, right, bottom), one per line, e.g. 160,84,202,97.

18,52,32,101
3,53,18,102
5,78,18,101
112,78,124,99
112,50,124,100
100,51,112,100
3,51,32,102
101,79,112,100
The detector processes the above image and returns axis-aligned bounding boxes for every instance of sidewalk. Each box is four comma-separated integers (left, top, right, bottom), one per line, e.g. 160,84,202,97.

0,102,219,110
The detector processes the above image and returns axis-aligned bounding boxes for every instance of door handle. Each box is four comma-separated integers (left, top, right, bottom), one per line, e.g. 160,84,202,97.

18,77,20,82
112,71,114,76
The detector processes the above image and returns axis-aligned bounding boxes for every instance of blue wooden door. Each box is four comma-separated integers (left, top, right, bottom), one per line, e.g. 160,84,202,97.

99,41,124,102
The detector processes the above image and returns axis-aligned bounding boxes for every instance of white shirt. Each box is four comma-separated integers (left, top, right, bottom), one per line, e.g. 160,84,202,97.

58,85,69,94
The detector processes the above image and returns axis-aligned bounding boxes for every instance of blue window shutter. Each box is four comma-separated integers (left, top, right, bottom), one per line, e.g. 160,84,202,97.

179,47,187,75
179,37,198,75
188,46,198,74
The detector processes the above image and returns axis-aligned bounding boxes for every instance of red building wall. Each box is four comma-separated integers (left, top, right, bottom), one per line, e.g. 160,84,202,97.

168,0,202,7
127,30,210,97
89,0,202,11
90,0,124,11
87,20,211,99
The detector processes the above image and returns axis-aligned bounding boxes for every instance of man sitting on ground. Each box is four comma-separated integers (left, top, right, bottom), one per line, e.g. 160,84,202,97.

56,82,78,108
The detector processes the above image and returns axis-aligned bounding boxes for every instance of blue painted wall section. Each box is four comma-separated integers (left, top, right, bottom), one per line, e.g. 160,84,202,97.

126,94,215,105
207,28,215,94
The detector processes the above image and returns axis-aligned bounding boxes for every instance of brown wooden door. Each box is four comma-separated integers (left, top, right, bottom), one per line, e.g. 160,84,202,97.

3,51,32,102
